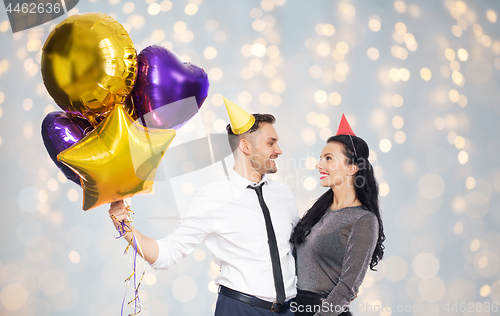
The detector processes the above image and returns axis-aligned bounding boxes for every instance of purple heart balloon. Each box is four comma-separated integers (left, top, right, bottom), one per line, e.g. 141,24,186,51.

132,45,210,129
41,111,93,185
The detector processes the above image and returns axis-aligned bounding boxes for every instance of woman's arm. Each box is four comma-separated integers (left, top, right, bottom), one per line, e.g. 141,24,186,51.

315,213,379,316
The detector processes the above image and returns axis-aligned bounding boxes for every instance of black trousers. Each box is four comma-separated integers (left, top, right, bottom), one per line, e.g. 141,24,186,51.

294,290,352,316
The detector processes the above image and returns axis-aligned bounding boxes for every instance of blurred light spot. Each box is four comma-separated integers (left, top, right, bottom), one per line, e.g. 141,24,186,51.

0,92,4,104
458,151,469,164
368,150,377,163
316,114,329,127
302,128,316,146
240,67,253,80
144,273,157,285
67,189,79,202
172,276,197,302
204,46,217,60
0,283,28,311
251,43,266,57
445,48,455,61
316,43,331,56
151,29,165,43
303,177,317,191
368,15,381,32
271,79,285,93
127,15,145,29
413,252,440,278
465,191,489,218
309,65,322,78
57,171,68,184
261,0,274,11
470,239,480,252
185,3,198,15
180,31,194,43
259,92,272,105
161,0,172,12
458,94,468,107
379,139,392,153
37,189,48,203
239,91,252,105
449,89,459,103
480,284,491,297
395,22,407,34
457,48,468,61
384,255,408,281
419,277,446,301
193,249,206,261
208,281,218,293
392,94,404,107
205,20,218,32
122,2,134,14
250,7,263,19
392,116,404,129
452,25,462,37
418,173,445,199
482,35,492,47
314,90,327,103
69,251,80,263
367,47,379,60
338,2,355,17
487,10,497,23
420,68,432,81
474,251,500,277
148,3,161,15
47,178,59,192
267,45,280,58
307,112,318,125
453,222,464,234
452,71,464,85
391,45,408,60
394,0,406,13
394,131,406,144
209,67,222,81
322,24,335,36
336,42,349,55
329,92,341,106
213,119,226,133
0,21,9,33
174,21,187,33
452,195,466,213
379,183,390,196
252,19,265,32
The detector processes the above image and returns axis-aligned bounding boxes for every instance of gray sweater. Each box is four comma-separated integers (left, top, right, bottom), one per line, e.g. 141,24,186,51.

295,205,379,316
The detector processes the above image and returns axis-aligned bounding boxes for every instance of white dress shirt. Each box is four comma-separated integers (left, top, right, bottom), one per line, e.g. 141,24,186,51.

152,168,300,302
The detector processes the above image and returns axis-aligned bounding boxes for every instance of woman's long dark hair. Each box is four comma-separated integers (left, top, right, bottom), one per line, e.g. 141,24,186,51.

290,135,385,270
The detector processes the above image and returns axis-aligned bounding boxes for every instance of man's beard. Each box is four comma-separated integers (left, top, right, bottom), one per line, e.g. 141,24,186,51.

250,156,277,174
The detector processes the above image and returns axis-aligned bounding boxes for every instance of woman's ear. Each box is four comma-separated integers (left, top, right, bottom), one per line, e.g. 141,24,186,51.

348,164,359,176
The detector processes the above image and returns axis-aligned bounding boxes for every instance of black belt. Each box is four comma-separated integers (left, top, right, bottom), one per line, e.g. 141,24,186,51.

219,285,291,313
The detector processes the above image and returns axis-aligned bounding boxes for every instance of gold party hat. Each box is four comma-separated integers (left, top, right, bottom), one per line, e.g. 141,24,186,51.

223,96,255,134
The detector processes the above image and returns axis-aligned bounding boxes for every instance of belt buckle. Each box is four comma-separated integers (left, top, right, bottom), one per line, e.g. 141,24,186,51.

271,302,283,313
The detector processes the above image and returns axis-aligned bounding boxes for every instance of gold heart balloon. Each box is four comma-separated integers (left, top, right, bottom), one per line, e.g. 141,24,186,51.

41,13,137,125
58,104,176,211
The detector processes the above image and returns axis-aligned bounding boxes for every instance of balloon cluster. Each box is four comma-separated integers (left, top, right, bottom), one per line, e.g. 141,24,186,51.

40,13,209,211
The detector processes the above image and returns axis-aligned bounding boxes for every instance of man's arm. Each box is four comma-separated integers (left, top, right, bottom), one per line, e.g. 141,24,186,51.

109,200,159,265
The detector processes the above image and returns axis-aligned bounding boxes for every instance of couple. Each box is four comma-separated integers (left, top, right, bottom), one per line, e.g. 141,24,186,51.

109,97,385,316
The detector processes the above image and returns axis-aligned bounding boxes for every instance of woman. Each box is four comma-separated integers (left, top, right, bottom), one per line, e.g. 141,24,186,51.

290,114,385,316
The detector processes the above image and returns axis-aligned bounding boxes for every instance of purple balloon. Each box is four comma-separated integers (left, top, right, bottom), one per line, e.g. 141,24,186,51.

133,45,210,129
41,111,92,185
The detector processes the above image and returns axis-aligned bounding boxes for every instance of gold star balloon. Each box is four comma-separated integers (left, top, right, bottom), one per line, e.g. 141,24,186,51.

58,104,176,210
41,13,137,125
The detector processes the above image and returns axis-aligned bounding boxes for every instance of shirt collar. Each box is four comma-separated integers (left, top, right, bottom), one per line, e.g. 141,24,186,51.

229,168,268,189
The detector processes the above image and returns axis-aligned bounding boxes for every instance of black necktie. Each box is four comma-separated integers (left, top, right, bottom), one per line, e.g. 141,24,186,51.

247,183,286,305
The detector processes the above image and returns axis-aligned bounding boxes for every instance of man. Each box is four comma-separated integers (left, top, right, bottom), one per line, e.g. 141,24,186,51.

109,97,299,315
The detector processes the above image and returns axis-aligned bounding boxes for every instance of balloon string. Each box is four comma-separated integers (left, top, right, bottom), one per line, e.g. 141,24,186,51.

113,203,146,316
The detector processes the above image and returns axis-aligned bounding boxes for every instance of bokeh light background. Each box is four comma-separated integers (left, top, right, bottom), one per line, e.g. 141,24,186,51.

1,0,500,315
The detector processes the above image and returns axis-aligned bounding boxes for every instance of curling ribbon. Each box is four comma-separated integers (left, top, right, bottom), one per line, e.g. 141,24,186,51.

113,204,146,316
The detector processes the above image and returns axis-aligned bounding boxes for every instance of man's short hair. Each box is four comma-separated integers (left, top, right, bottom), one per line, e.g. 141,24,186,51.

226,113,276,153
